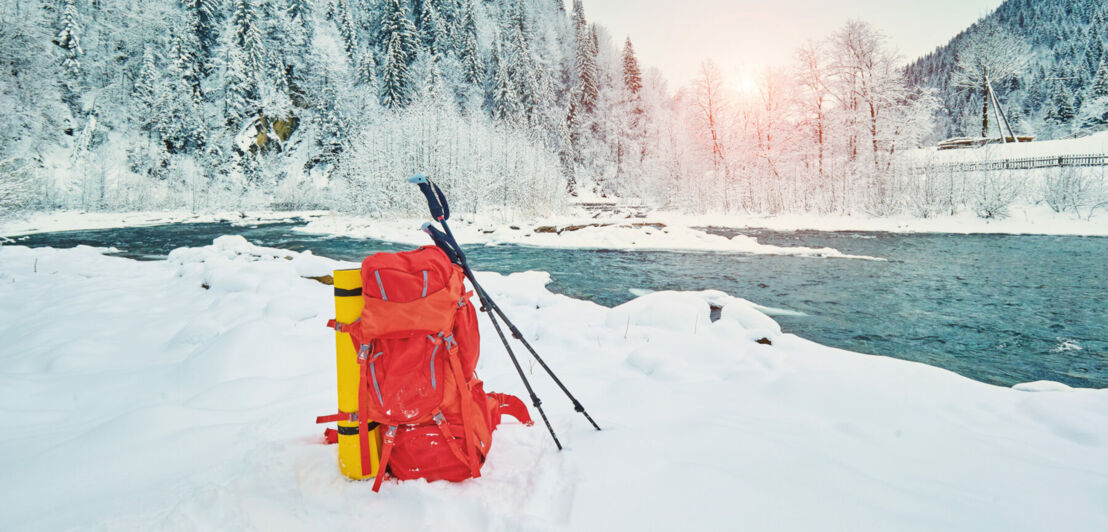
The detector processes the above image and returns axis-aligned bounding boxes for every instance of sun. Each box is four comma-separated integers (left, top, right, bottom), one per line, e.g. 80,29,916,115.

735,74,759,96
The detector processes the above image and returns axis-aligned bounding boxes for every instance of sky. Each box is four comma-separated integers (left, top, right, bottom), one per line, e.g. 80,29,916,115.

582,0,1006,88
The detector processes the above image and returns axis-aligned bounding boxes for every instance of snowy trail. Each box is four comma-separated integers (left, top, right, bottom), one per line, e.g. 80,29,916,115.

1,239,1106,531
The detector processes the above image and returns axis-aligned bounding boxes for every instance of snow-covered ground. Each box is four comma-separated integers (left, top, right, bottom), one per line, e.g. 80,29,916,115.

913,130,1108,160
1,238,1106,531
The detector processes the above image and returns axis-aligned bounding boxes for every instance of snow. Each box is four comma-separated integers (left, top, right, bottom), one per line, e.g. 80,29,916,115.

296,204,1108,241
914,130,1108,160
0,210,328,237
5,204,1108,246
296,214,886,259
651,204,1108,237
2,238,1106,531
1012,380,1076,392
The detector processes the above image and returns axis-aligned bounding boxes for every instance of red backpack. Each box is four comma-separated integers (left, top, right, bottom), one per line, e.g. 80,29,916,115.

325,246,531,492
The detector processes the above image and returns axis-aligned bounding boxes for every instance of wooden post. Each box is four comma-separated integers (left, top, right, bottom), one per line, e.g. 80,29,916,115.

987,78,1018,143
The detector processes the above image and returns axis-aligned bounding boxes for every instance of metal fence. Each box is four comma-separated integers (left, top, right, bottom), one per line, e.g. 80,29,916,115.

916,153,1108,173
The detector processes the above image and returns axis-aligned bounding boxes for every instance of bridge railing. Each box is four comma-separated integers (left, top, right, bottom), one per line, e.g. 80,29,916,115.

913,153,1108,173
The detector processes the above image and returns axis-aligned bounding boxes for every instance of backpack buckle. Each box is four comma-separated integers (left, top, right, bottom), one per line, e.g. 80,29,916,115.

457,290,474,308
443,334,457,349
357,344,370,361
327,318,360,333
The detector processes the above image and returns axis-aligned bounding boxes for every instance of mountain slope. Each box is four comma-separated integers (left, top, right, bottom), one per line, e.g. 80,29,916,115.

905,0,1107,140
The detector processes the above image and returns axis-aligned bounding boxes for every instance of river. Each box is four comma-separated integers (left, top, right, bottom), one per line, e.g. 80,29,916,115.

5,220,1105,388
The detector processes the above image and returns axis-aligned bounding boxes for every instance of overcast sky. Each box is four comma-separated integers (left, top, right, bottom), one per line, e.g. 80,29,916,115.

581,0,1005,88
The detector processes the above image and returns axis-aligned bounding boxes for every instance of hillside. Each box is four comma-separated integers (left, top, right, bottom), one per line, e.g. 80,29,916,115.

0,1,669,214
905,0,1107,141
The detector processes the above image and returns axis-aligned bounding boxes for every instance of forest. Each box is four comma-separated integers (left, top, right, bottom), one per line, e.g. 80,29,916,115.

1,0,1107,220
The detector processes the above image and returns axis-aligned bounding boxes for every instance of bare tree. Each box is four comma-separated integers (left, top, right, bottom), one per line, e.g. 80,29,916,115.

950,21,1031,137
691,61,734,208
795,41,830,180
829,20,906,172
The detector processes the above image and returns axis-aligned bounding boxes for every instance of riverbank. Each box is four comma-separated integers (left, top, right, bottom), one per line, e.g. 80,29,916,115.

1,238,1106,530
4,203,1107,246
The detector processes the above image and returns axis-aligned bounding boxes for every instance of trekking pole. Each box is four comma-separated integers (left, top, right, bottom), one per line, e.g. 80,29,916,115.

477,289,564,450
407,176,563,449
408,175,602,437
481,300,601,431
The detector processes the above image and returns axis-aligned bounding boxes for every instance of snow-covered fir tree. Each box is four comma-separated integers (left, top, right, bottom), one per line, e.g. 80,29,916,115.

378,0,419,109
55,0,83,109
1047,80,1077,131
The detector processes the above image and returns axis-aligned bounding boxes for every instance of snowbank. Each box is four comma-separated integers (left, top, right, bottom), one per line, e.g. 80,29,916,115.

296,215,886,259
911,130,1108,160
0,209,326,237
5,205,1108,245
652,204,1108,237
1,240,1107,531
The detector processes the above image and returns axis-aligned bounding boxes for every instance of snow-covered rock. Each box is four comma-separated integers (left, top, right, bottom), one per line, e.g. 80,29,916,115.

720,299,783,341
605,290,711,335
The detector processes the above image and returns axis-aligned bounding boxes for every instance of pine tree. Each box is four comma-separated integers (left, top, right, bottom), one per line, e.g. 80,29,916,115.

287,0,313,31
621,37,646,165
456,2,482,84
1046,81,1076,125
1081,61,1108,128
56,0,82,82
380,31,411,108
232,0,265,94
575,24,599,114
622,37,642,96
571,0,586,35
418,0,448,56
378,0,419,64
1085,27,1104,75
1092,62,1108,98
563,95,582,193
134,46,161,132
357,48,378,90
171,30,204,102
378,0,418,108
224,45,251,126
182,0,219,60
504,3,538,121
338,0,360,62
488,44,520,123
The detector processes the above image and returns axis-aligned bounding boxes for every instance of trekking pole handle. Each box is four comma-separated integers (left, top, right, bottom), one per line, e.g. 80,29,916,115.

421,222,464,266
407,174,450,221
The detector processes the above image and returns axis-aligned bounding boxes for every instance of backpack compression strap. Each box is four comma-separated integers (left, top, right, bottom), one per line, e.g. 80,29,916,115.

431,410,472,467
443,335,483,477
372,425,398,492
357,344,374,478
